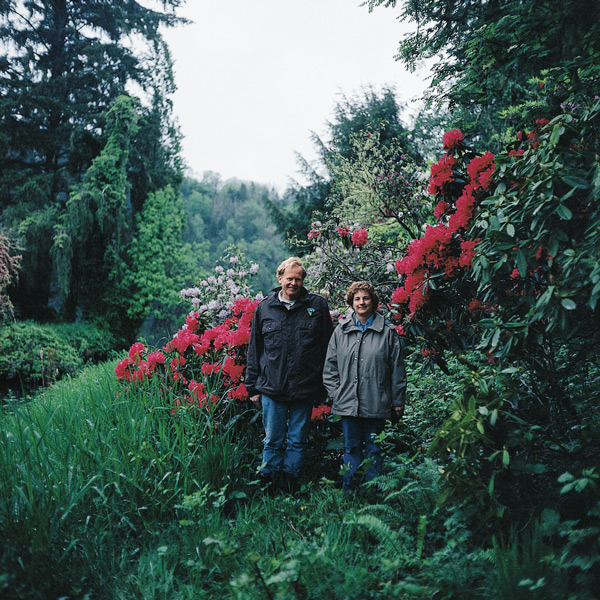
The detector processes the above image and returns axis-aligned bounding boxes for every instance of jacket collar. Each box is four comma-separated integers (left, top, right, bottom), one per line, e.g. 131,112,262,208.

340,310,385,333
267,287,310,307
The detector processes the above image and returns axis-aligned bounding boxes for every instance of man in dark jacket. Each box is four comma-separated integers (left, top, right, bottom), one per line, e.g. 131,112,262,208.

246,257,333,492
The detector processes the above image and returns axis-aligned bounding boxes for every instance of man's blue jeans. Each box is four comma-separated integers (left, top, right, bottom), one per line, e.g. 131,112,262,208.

341,416,386,489
261,394,313,477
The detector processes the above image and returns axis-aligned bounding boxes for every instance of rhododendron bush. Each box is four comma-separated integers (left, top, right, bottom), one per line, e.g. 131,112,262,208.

115,297,258,416
401,102,600,527
302,219,401,314
391,104,600,370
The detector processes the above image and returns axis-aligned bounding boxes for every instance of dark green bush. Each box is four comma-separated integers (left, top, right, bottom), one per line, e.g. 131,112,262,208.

0,320,117,391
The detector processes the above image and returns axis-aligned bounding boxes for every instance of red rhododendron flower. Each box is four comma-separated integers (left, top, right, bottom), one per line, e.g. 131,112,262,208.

188,379,206,400
468,299,484,315
201,362,221,376
115,356,134,381
442,128,465,151
185,312,201,332
227,383,249,401
336,226,349,237
311,404,331,422
467,152,495,190
164,329,199,355
351,228,369,247
128,342,145,363
147,350,166,370
392,286,411,305
459,238,479,268
132,362,150,382
409,287,428,313
170,356,186,369
434,201,449,220
428,153,457,196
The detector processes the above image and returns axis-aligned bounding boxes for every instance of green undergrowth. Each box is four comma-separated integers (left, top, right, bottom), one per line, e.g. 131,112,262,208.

0,358,595,599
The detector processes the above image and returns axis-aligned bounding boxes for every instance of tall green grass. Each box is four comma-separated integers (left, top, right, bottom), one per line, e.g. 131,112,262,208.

0,361,256,598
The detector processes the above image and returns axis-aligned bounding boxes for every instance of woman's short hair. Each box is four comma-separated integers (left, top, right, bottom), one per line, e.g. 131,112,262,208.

276,257,306,279
345,281,379,308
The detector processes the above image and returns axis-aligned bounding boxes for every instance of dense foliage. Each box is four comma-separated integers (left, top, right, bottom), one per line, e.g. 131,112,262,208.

365,0,600,149
0,232,20,322
0,320,116,392
0,0,186,338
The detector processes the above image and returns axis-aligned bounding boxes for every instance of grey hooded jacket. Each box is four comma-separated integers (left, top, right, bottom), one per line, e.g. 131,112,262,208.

322,311,406,418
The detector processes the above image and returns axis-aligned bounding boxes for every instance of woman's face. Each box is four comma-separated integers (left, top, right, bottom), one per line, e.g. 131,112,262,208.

352,290,375,322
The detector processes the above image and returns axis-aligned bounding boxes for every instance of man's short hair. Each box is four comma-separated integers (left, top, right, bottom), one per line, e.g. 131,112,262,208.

277,257,306,279
345,281,379,308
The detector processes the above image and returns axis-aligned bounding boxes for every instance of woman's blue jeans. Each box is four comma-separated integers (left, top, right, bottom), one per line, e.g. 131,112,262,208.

341,416,386,489
261,394,313,477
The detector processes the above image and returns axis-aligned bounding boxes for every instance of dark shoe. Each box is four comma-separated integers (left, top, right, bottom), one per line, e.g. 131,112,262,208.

278,472,300,494
260,472,277,496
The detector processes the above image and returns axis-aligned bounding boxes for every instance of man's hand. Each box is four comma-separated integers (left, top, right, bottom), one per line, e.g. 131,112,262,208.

393,405,404,419
251,394,262,408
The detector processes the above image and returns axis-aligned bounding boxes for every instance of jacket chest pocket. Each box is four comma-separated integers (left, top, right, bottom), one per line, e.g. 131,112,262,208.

262,320,283,351
299,319,320,347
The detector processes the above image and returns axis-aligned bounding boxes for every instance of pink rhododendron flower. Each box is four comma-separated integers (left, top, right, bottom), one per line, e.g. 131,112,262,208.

351,228,369,247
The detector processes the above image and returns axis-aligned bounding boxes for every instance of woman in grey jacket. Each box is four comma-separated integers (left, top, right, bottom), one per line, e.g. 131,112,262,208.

323,281,406,490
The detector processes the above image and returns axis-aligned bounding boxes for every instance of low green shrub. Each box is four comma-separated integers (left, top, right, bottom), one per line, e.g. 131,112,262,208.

0,320,117,392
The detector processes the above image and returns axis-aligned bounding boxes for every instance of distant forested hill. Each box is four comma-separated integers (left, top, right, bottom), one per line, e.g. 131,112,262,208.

180,174,287,295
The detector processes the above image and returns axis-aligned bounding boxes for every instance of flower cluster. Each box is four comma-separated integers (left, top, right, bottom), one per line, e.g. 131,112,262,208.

351,228,369,247
389,130,497,365
180,247,261,329
311,404,331,423
115,297,259,414
442,128,465,151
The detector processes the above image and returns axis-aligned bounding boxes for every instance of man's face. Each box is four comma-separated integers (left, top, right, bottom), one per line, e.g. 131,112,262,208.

278,266,305,301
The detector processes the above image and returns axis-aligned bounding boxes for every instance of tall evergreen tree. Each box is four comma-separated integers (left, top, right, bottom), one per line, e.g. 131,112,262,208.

0,0,185,321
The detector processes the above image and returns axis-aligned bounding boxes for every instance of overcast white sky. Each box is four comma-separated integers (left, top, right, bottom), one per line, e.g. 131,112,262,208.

162,1,430,192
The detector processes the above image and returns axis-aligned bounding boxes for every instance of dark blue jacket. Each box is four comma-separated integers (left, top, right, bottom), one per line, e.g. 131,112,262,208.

245,287,333,403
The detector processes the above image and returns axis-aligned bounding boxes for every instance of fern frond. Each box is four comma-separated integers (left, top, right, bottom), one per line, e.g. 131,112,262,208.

347,514,406,557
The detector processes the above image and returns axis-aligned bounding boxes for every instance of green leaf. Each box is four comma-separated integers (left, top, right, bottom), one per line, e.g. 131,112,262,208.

516,251,527,277
561,298,576,310
556,204,573,220
506,223,515,237
561,176,589,189
550,124,564,146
